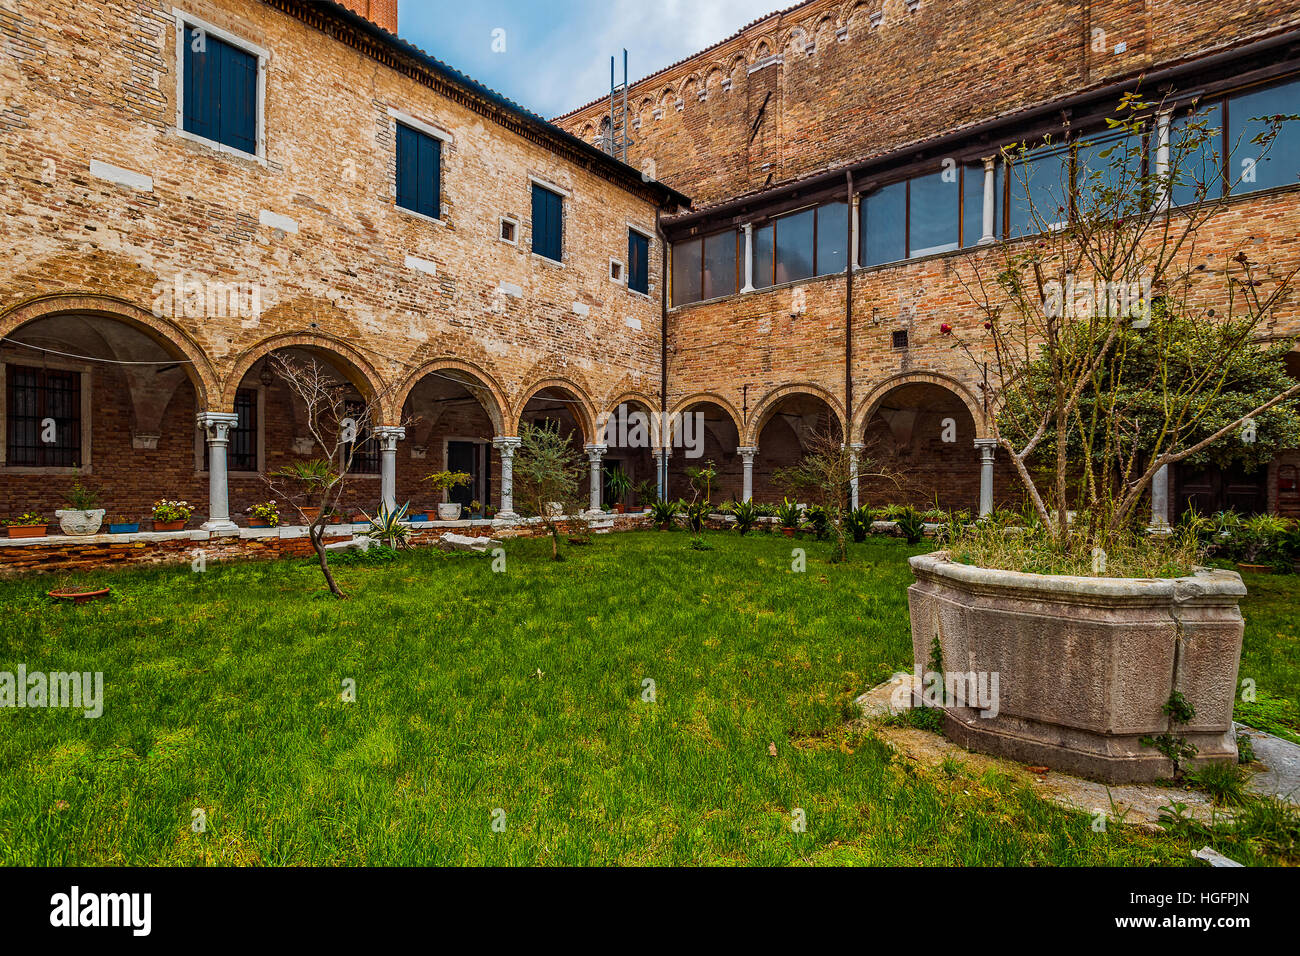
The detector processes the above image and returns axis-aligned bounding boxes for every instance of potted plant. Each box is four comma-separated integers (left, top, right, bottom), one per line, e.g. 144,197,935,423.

55,474,105,535
468,499,484,520
151,500,193,532
731,499,758,536
896,507,926,545
107,514,140,534
247,501,280,528
604,466,631,514
423,470,472,521
634,478,658,512
5,513,47,538
776,498,802,537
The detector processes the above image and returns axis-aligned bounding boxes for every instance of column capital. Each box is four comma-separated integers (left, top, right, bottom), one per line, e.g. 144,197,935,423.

982,154,997,170
736,445,758,460
373,425,405,453
196,411,240,443
651,446,670,458
493,435,522,458
584,443,608,462
974,437,998,448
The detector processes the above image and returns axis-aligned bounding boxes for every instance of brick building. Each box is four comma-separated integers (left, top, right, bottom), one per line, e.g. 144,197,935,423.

559,0,1300,518
1,0,1298,539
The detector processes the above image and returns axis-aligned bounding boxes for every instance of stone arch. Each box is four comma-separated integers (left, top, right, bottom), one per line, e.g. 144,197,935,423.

744,383,846,447
704,66,726,93
669,391,744,440
853,370,988,441
0,292,218,408
750,37,774,61
222,332,388,414
514,377,597,440
393,358,509,435
677,74,700,100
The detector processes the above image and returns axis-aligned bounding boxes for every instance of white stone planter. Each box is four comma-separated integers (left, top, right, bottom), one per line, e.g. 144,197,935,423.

55,509,105,536
436,503,462,521
544,502,564,517
907,552,1246,783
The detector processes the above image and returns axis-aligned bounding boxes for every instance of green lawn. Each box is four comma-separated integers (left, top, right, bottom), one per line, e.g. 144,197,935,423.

0,531,1295,866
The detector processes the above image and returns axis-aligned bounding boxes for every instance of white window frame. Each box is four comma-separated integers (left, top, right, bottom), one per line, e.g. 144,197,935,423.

609,258,625,284
499,216,519,245
173,9,269,164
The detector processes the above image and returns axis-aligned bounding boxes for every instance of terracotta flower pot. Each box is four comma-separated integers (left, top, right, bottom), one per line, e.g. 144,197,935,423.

1236,562,1272,574
48,587,111,604
7,525,47,538
154,520,186,532
299,507,321,522
781,527,795,537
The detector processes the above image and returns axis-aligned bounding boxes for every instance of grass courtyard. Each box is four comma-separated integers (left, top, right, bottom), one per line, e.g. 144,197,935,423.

0,530,1297,866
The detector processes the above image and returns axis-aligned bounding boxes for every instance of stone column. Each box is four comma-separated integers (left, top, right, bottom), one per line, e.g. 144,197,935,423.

197,412,241,533
585,443,607,512
979,156,997,245
848,442,865,509
1151,464,1171,528
975,438,997,517
652,447,669,502
850,195,862,268
738,446,758,502
492,436,521,519
1155,109,1173,210
373,426,405,514
741,223,755,293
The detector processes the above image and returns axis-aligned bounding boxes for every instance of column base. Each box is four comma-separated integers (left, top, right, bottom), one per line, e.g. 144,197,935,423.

201,519,240,535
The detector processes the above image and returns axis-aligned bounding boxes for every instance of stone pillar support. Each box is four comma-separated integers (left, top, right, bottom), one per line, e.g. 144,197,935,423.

373,426,406,514
738,446,758,502
585,443,607,512
979,156,997,245
197,412,240,533
1151,463,1171,529
848,442,865,510
652,447,669,502
741,223,755,293
1155,108,1173,210
975,438,997,517
493,436,521,520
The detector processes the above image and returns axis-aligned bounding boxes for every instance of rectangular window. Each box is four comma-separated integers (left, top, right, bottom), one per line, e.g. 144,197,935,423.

908,170,960,258
1074,127,1146,217
815,201,849,275
753,223,774,289
701,230,738,300
1227,78,1300,195
1006,143,1071,238
531,184,564,261
773,207,815,284
396,123,442,219
628,230,650,295
230,388,257,472
5,365,81,468
860,181,906,267
1170,102,1224,208
671,237,702,306
182,25,258,155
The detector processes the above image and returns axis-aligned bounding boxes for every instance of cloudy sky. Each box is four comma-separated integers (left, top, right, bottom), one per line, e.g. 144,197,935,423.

396,0,781,119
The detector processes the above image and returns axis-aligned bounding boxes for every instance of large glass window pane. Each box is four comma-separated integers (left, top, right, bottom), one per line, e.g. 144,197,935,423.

861,181,906,266
774,208,815,284
1007,143,1070,238
702,230,738,300
753,223,774,289
1075,128,1145,217
672,237,702,306
815,201,848,275
1228,79,1300,194
962,162,999,246
908,170,959,257
1170,102,1224,207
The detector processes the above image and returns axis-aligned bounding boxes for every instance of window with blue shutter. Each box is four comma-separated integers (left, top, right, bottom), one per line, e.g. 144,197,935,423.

531,184,563,261
627,230,650,294
396,123,442,219
183,27,258,155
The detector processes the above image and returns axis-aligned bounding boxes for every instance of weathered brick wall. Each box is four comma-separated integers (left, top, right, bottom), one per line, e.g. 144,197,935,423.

558,0,1300,208
0,0,668,519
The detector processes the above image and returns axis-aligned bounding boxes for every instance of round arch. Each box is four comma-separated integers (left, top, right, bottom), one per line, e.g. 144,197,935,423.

853,371,988,441
0,293,219,408
744,383,846,447
514,377,597,440
669,392,744,441
394,358,509,435
223,333,388,413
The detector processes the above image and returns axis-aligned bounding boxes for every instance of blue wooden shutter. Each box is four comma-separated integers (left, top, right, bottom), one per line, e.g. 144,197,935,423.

221,40,258,154
396,124,418,212
183,29,218,142
532,185,562,260
628,231,649,294
183,28,257,154
397,124,440,218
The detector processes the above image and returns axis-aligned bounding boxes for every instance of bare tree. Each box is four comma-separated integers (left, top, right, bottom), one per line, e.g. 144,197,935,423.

263,354,400,598
952,91,1299,554
512,420,586,560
